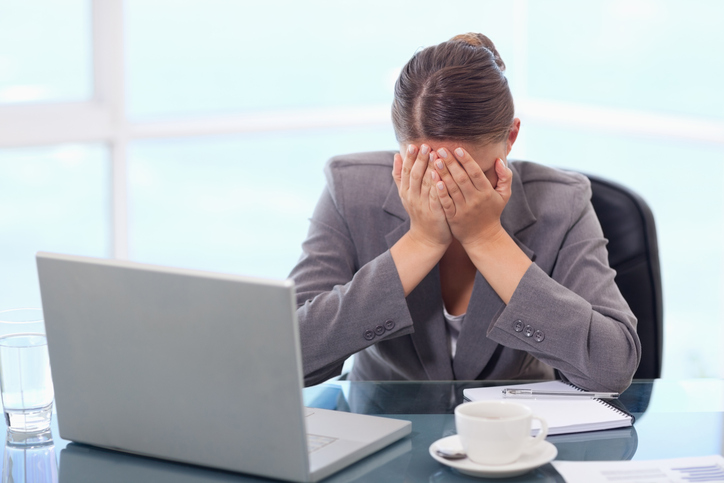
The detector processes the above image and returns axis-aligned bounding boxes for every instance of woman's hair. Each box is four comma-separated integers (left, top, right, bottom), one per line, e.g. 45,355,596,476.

391,32,514,145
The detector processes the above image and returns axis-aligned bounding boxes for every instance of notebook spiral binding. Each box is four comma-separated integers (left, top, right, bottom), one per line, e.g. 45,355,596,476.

593,398,631,418
563,380,634,422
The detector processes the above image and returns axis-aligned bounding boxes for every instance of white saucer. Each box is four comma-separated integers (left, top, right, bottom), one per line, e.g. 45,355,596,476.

429,435,558,478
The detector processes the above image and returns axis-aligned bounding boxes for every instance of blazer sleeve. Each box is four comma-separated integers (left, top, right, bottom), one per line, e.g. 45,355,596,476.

486,180,642,393
289,164,414,387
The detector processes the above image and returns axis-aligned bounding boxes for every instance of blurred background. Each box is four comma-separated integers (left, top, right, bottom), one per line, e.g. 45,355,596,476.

1,0,722,379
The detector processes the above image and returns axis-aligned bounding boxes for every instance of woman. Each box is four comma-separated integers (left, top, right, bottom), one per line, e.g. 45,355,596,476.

290,33,640,392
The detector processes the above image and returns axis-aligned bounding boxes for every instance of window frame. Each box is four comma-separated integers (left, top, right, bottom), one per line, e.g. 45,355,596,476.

0,0,722,262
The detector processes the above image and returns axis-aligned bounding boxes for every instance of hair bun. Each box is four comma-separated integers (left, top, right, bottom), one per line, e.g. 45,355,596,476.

450,32,506,71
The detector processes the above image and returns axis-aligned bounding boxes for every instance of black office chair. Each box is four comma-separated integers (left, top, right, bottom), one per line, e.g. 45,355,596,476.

582,172,664,379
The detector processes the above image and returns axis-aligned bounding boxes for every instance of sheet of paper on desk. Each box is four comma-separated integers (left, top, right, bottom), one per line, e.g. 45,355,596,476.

552,455,724,482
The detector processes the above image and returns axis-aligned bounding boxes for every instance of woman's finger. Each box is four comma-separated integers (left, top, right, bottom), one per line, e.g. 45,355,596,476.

431,169,456,218
434,148,466,206
400,144,417,194
453,147,490,192
440,148,480,201
428,179,444,216
494,158,513,202
392,153,403,191
420,145,434,192
409,144,430,196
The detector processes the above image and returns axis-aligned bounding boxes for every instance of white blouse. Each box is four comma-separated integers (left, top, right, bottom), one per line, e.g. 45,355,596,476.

442,306,465,359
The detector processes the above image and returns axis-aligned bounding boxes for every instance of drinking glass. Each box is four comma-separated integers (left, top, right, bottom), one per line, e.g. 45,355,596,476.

0,309,54,433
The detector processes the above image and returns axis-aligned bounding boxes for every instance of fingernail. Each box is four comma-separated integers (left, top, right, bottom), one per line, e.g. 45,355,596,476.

408,144,416,154
430,171,436,181
420,144,430,155
437,181,445,191
455,148,464,157
437,148,447,158
429,153,434,162
435,160,444,170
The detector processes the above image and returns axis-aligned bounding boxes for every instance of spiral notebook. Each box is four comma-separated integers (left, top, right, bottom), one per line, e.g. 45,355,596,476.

462,381,633,435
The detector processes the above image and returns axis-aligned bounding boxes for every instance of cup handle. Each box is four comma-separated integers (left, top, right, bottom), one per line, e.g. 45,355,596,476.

528,415,548,445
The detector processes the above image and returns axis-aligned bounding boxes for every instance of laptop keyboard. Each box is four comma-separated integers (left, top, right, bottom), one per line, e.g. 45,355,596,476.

307,434,337,453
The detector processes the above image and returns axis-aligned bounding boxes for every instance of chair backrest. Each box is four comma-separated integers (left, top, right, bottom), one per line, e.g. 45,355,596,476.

582,172,664,379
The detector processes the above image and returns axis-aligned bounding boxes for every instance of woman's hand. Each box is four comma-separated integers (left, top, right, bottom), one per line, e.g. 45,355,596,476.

431,147,530,304
393,144,452,250
431,147,513,249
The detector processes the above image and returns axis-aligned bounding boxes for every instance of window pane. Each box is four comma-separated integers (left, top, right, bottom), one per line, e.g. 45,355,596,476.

0,0,92,104
126,0,516,120
128,126,395,278
526,0,724,118
0,144,111,309
515,124,724,379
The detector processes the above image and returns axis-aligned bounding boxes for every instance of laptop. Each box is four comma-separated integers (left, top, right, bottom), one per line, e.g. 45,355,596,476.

36,252,411,482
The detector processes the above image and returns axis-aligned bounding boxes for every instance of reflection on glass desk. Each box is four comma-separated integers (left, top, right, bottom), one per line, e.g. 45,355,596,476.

0,379,721,482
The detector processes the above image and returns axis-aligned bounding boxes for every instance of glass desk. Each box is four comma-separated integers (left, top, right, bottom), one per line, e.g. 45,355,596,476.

1,379,722,482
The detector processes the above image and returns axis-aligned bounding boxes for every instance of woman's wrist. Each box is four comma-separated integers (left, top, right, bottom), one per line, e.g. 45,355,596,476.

391,232,449,296
458,222,507,253
407,226,451,254
461,228,532,304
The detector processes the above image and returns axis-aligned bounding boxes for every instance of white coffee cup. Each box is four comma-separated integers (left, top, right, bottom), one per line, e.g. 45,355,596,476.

454,401,548,466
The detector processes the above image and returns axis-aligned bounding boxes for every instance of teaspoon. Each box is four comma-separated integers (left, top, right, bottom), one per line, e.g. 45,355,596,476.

435,447,467,459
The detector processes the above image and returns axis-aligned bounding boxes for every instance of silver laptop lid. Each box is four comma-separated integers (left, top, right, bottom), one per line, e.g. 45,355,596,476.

37,252,311,481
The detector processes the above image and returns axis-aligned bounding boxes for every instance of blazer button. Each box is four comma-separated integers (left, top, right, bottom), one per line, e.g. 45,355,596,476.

374,325,385,336
513,320,524,332
534,330,545,342
524,325,534,337
363,330,375,341
384,320,395,331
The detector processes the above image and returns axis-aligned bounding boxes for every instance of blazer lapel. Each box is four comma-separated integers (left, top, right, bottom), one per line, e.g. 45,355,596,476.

405,268,454,380
452,273,504,380
452,163,538,380
501,163,537,242
383,183,454,381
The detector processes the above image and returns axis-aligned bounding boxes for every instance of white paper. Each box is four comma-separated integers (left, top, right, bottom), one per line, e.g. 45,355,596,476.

552,455,724,482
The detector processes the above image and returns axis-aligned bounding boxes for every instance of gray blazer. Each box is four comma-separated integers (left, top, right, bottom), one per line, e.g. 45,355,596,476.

290,151,641,392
